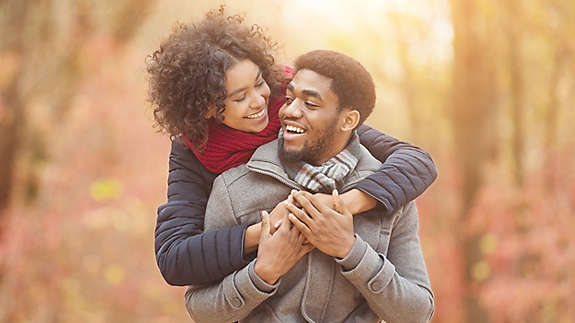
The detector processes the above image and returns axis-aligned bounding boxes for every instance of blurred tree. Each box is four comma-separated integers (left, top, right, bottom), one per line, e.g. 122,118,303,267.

504,0,526,188
0,1,28,212
0,4,155,317
0,0,155,212
0,1,573,322
391,13,423,141
449,0,498,322
540,0,574,193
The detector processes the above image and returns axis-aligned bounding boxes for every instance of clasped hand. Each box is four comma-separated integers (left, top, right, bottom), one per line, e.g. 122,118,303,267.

254,200,313,284
286,190,356,259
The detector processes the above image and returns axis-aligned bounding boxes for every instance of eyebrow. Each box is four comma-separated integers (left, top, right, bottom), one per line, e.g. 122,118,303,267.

303,90,322,100
227,71,262,98
286,82,323,101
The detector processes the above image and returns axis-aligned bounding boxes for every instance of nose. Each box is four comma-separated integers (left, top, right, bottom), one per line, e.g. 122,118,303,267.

249,90,266,110
279,99,303,119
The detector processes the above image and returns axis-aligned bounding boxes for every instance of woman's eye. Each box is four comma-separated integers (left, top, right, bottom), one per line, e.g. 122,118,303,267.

256,80,265,87
234,95,246,102
285,96,293,104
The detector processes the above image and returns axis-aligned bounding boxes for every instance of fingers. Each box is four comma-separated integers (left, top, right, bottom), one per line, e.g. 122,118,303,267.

285,202,313,228
287,223,302,244
332,189,345,215
291,190,321,218
269,199,291,234
277,216,291,234
310,193,335,215
271,219,282,234
293,231,314,257
287,191,301,207
261,210,271,236
300,243,314,256
297,231,305,244
288,212,312,237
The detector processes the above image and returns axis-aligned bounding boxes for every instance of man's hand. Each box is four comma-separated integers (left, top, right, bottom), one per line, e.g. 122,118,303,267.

254,211,313,284
295,189,377,215
287,190,356,259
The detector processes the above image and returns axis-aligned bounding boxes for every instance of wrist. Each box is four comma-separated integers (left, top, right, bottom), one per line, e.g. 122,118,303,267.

337,235,356,259
244,223,261,255
343,189,377,215
254,259,279,284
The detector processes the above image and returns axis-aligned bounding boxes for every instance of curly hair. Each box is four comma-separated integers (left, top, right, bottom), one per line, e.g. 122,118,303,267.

294,50,376,126
146,6,282,148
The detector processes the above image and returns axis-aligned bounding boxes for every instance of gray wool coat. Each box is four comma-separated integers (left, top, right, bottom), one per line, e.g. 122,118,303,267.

185,139,434,323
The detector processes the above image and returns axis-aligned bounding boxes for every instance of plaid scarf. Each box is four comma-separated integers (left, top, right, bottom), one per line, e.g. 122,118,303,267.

283,134,361,193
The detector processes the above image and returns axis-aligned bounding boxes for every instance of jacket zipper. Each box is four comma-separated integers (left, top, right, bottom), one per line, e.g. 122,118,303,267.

248,166,302,190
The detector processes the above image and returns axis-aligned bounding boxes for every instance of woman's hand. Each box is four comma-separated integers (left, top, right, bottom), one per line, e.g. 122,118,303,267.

254,211,313,284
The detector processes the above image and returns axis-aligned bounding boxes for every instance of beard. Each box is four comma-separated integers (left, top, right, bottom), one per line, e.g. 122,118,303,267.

279,120,338,165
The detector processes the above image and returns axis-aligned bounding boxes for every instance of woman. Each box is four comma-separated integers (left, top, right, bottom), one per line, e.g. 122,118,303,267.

147,7,437,286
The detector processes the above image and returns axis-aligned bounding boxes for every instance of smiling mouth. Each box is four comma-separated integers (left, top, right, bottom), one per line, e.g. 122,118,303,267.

285,124,306,134
246,109,265,119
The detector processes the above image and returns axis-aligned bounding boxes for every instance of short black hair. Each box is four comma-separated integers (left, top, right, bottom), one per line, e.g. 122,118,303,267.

294,50,375,125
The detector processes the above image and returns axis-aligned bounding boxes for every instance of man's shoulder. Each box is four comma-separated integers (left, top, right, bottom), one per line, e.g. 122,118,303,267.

385,200,418,225
215,164,252,188
249,139,282,165
347,144,383,182
397,200,418,216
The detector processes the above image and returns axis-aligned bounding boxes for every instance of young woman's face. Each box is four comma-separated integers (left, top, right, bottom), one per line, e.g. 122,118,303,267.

212,59,271,133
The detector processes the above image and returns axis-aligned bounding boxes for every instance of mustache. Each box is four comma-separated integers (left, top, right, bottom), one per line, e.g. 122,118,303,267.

281,117,300,124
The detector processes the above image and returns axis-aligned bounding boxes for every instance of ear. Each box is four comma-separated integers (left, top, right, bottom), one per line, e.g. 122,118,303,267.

340,109,360,132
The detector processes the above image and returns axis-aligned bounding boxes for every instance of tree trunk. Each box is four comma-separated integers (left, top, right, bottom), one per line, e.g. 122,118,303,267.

0,0,27,211
450,0,498,321
544,48,563,193
505,0,525,188
392,17,422,142
0,84,23,211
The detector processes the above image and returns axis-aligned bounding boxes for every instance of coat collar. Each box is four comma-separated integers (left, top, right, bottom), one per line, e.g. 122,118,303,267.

246,134,382,192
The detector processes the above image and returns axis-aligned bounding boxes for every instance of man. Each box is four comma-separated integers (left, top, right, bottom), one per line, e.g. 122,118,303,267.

186,50,434,322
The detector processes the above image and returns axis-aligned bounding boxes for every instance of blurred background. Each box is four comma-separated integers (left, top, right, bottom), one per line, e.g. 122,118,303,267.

0,0,574,322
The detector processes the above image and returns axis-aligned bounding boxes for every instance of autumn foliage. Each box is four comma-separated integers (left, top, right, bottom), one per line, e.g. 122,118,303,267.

1,1,574,322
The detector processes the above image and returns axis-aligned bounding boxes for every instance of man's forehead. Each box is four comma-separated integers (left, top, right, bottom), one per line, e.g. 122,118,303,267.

289,69,333,96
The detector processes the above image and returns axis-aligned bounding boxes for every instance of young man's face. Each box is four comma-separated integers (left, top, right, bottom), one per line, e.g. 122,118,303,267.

279,69,347,165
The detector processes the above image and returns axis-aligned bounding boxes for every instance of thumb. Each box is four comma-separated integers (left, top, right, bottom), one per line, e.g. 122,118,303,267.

261,210,271,236
332,189,344,214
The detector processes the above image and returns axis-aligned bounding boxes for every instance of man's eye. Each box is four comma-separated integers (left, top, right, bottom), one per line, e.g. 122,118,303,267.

285,96,293,104
305,101,319,108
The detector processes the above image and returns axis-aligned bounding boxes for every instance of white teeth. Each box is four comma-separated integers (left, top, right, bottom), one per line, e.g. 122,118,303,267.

286,125,305,133
246,109,265,119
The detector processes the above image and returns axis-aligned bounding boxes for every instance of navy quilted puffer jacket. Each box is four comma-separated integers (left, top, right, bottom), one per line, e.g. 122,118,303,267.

154,124,437,286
